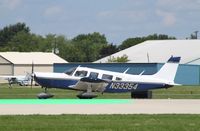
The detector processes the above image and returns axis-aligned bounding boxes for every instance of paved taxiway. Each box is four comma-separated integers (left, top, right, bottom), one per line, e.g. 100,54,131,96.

1,99,200,115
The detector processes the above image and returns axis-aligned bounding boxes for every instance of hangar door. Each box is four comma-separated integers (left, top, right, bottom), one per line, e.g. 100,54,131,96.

0,56,13,75
0,64,13,75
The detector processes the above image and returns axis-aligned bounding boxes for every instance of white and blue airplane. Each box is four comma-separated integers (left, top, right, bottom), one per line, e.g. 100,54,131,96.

34,56,181,99
0,73,32,88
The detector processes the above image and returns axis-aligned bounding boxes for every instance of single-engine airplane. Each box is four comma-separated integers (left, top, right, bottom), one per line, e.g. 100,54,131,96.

33,56,181,99
0,73,32,88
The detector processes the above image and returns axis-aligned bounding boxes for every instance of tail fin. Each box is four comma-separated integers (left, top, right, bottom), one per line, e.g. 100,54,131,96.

153,56,181,82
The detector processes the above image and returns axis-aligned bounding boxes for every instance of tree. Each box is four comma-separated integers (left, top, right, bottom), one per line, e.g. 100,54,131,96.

107,54,129,63
0,22,30,47
72,32,108,62
146,34,176,40
118,37,144,50
5,31,42,51
99,44,119,58
72,32,107,45
58,43,84,62
119,34,176,50
0,22,179,62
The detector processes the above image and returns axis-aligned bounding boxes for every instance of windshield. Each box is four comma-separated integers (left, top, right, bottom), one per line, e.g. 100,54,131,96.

64,67,77,76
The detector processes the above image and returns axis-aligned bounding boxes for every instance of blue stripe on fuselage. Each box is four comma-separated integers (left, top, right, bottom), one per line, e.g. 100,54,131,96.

104,82,166,93
34,77,78,89
35,76,168,92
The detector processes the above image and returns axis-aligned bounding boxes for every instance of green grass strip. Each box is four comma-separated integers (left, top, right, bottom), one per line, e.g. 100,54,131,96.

0,114,200,131
0,99,131,104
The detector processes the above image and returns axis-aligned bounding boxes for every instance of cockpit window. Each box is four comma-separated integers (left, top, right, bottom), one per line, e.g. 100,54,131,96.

89,72,99,79
102,74,113,80
74,70,88,77
65,67,76,76
116,77,122,80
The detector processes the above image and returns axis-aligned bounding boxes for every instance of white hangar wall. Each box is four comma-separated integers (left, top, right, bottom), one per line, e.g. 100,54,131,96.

0,52,67,83
95,40,200,65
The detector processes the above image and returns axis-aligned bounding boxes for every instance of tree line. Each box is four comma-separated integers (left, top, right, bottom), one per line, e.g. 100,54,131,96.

0,22,176,62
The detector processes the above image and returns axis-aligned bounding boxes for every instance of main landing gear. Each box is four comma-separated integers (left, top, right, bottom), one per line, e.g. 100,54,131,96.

76,92,97,99
76,84,98,99
37,87,54,99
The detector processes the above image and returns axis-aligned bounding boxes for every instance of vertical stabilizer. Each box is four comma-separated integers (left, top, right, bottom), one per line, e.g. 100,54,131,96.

153,56,181,82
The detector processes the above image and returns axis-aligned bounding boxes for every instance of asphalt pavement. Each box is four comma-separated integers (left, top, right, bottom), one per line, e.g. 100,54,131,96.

1,99,200,115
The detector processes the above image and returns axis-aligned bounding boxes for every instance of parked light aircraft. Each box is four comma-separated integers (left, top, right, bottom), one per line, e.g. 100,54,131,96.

0,73,32,88
33,56,181,99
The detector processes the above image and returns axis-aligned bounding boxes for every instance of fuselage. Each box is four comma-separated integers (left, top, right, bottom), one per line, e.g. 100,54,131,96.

34,66,173,93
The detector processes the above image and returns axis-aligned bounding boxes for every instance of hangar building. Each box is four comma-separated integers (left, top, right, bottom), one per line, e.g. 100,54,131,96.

54,40,200,85
0,52,67,76
95,40,200,64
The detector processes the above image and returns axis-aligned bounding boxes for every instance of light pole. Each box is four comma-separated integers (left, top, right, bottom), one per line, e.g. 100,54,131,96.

52,35,59,54
194,31,198,39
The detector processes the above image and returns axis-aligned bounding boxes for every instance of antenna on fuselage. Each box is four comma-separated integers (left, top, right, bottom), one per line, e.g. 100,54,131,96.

75,65,81,70
123,68,129,74
139,70,145,75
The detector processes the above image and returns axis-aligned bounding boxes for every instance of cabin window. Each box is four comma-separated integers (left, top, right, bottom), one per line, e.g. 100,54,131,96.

116,77,122,80
65,67,76,76
89,72,99,79
74,70,88,77
102,74,113,80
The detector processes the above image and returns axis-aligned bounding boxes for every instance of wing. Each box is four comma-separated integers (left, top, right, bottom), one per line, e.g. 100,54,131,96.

0,76,17,80
0,76,16,80
0,75,28,81
69,77,109,93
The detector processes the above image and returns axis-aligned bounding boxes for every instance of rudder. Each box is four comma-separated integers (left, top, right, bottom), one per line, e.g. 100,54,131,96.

153,56,181,82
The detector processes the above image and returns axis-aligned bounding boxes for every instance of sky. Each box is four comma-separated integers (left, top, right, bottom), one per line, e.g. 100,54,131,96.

0,0,200,44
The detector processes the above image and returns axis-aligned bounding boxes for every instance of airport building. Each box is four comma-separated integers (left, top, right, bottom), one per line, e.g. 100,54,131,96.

0,52,67,77
54,40,200,85
95,40,200,64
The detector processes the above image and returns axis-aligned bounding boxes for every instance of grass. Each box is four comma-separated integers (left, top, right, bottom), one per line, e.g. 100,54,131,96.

1,84,200,131
0,84,200,99
153,86,200,99
0,114,200,131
